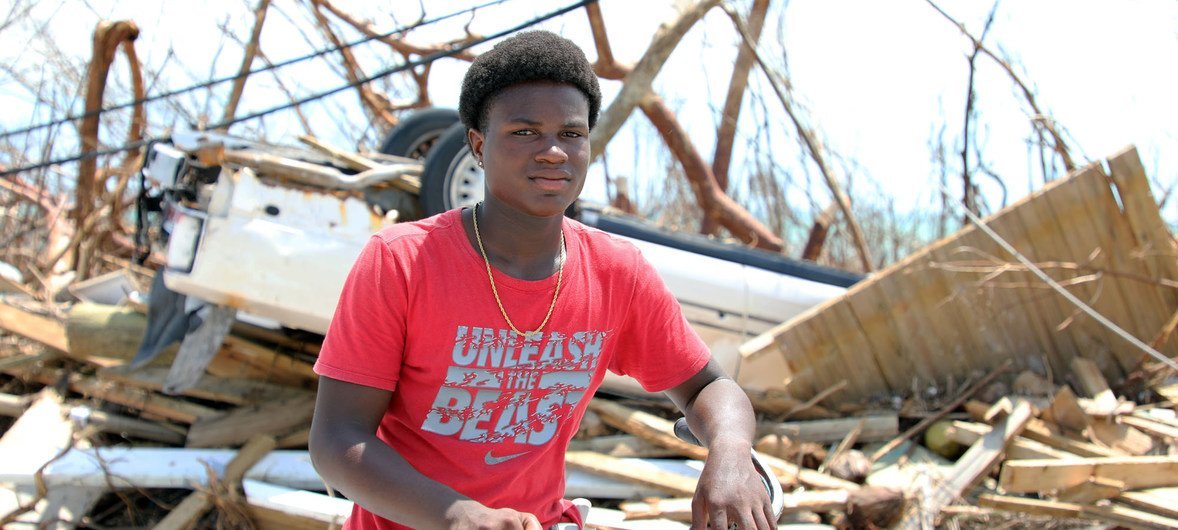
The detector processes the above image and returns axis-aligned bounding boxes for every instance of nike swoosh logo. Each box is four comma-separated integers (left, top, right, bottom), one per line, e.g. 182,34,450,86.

485,450,530,465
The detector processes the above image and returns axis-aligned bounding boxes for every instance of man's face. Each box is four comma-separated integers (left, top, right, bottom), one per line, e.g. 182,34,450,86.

468,81,590,218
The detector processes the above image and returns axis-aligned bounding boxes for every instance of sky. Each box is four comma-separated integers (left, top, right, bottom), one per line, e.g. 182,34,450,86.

3,0,1177,230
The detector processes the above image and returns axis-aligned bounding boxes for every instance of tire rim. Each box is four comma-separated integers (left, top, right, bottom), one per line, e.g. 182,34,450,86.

445,147,485,209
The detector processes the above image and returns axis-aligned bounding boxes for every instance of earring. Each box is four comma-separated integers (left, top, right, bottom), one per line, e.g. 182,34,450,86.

478,159,484,168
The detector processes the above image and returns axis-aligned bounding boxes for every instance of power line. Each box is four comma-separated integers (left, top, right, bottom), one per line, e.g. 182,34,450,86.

0,0,510,141
0,0,596,178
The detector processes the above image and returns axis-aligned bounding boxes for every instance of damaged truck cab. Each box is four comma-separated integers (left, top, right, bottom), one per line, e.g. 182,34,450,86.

141,112,859,396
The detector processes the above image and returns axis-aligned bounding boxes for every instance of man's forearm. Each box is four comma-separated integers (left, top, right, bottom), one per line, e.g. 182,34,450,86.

683,377,757,451
310,431,476,527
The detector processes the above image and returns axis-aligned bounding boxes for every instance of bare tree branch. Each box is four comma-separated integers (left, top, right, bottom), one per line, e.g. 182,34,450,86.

712,0,769,192
721,4,874,271
584,1,630,80
639,93,784,252
590,0,722,162
308,0,398,130
221,0,272,126
75,20,139,277
926,0,1075,173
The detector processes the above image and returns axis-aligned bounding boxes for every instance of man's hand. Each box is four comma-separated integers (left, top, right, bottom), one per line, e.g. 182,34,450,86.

445,500,544,530
690,437,775,530
662,360,778,530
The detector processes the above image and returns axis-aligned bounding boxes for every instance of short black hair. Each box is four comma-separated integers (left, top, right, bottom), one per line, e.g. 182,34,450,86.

459,30,601,133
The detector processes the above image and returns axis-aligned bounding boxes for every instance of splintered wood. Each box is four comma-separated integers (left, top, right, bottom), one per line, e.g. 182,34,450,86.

739,146,1178,404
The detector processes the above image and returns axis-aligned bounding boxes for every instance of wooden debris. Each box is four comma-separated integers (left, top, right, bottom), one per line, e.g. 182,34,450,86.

564,450,697,497
621,486,902,523
1000,455,1178,493
99,364,311,406
944,421,1076,461
0,302,69,353
587,399,706,460
979,493,1178,529
186,393,315,448
1055,476,1125,503
1070,357,1120,416
895,398,1033,529
871,359,1012,462
3,362,221,424
762,414,898,444
153,435,276,530
1119,413,1178,440
567,434,678,458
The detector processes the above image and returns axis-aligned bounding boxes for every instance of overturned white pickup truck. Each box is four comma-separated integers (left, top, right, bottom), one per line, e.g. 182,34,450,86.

138,109,859,396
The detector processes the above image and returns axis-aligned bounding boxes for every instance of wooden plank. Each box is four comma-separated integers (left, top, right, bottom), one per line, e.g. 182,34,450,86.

928,237,1024,372
1027,166,1125,374
566,434,678,458
1003,190,1084,372
1051,166,1139,372
1070,357,1119,415
31,486,105,530
153,435,277,530
0,302,69,352
68,404,187,445
762,414,898,444
1020,418,1119,458
586,399,705,460
999,455,1178,493
243,480,349,530
812,302,883,399
871,271,942,385
1075,163,1172,367
99,365,311,406
979,493,1178,529
0,392,32,417
1056,476,1125,503
1118,488,1178,520
1045,385,1091,433
922,242,997,375
186,393,315,448
1107,146,1178,306
944,421,1078,461
0,389,77,526
564,450,697,497
776,319,822,398
895,399,1033,529
1058,166,1158,372
1120,414,1178,440
216,335,318,388
984,211,1070,375
2,363,220,424
1088,419,1154,456
842,278,914,393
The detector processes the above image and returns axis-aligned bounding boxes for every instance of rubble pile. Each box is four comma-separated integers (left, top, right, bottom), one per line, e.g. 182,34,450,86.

1,293,1176,529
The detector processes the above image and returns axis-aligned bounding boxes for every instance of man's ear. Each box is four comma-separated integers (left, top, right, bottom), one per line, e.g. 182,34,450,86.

467,128,485,163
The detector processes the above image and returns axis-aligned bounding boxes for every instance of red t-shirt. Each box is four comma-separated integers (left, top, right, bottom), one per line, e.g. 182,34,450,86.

314,208,711,529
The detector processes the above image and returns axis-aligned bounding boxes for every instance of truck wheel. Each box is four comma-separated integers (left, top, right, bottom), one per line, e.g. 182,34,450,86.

420,122,483,216
379,107,459,159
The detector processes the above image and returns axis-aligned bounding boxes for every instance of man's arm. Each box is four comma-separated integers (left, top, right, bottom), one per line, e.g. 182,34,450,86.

308,376,542,530
664,358,776,530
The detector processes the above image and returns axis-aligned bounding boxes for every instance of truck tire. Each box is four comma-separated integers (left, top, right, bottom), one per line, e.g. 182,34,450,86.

379,107,459,159
419,122,483,216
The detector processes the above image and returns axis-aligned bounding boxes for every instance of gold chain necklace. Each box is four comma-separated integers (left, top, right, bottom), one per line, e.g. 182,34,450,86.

472,203,565,340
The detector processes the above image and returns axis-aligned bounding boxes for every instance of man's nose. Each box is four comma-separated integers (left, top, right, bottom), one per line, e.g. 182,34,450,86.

535,138,568,164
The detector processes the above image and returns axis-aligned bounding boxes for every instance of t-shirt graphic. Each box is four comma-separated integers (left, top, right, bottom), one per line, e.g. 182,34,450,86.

421,325,605,448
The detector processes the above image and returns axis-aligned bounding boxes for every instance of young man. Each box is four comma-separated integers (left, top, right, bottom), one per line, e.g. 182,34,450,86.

309,31,774,530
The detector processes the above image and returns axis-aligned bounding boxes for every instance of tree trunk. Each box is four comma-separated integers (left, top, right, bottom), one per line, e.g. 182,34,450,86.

639,94,783,252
